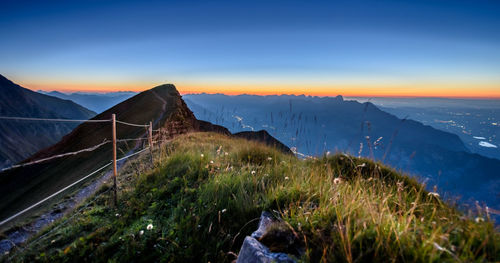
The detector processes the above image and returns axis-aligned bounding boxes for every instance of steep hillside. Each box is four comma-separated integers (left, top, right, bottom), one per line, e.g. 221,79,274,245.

184,94,500,211
3,133,498,262
0,84,289,229
0,75,96,168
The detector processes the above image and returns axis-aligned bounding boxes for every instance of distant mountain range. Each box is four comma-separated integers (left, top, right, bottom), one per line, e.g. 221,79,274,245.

0,75,96,169
348,97,500,160
184,93,500,210
37,90,137,113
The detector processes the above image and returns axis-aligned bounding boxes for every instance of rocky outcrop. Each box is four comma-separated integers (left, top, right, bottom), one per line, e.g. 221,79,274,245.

233,130,293,155
236,212,301,263
237,236,295,263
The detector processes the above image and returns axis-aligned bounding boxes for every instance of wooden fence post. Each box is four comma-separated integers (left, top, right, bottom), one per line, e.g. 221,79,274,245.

148,121,154,165
112,114,118,207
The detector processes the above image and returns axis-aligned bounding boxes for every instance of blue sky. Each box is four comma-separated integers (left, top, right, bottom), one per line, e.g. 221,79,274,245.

1,0,499,97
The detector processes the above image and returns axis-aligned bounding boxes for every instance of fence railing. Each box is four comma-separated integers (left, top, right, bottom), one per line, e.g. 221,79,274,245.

0,114,158,227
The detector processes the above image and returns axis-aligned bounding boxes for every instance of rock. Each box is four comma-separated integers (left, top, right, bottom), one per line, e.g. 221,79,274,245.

251,211,275,239
236,236,294,263
237,212,297,263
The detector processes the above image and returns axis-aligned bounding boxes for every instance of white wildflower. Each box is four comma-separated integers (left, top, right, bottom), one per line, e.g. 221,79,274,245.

51,239,56,244
358,143,363,158
251,170,256,175
200,153,204,157
267,157,273,161
139,230,144,235
475,217,484,223
396,181,404,192
284,176,289,180
115,213,120,217
428,192,440,198
356,163,366,168
224,152,229,156
147,224,154,230
326,151,331,156
333,178,343,185
210,160,214,164
221,208,227,213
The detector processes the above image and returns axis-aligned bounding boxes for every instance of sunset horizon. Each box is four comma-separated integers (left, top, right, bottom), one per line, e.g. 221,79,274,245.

17,80,500,99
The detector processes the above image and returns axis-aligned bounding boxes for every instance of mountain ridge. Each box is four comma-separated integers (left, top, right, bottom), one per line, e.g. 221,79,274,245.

0,74,96,169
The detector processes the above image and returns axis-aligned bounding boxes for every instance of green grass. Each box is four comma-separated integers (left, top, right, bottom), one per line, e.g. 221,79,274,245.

4,132,499,262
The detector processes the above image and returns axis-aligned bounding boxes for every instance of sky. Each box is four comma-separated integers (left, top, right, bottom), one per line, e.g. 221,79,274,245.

1,0,500,98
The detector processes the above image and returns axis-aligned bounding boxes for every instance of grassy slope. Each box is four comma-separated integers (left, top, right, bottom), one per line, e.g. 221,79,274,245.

5,133,498,262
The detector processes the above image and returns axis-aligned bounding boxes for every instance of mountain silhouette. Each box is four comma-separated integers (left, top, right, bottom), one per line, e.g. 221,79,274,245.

0,74,95,169
37,90,137,113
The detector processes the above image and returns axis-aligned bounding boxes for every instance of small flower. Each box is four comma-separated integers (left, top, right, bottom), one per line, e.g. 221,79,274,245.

267,157,273,161
326,151,331,156
115,213,120,217
251,170,256,175
210,160,214,164
200,153,204,157
396,181,404,192
224,152,229,156
475,217,484,223
428,192,440,198
147,224,154,230
333,178,343,185
221,209,227,213
284,176,289,180
51,239,56,244
356,163,366,168
139,230,144,235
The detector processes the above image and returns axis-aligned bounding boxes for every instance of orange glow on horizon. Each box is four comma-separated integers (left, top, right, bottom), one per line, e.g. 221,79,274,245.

21,81,500,99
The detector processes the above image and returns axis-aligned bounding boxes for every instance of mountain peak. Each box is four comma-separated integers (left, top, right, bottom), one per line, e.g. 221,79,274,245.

151,84,179,95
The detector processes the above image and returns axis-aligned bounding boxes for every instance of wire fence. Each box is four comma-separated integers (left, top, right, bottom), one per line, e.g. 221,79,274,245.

0,116,110,123
1,140,111,172
6,186,114,260
0,115,158,230
116,120,149,128
0,161,113,227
